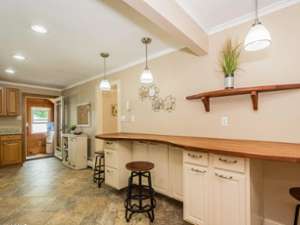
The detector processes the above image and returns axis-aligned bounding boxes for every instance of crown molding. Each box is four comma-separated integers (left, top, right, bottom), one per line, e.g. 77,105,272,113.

63,47,179,90
0,80,62,92
207,0,300,35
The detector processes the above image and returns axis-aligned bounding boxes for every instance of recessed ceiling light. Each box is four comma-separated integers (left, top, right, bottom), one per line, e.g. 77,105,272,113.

5,68,15,74
31,25,47,34
13,54,25,61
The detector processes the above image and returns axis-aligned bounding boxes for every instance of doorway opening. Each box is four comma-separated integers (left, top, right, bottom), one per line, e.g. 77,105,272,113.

95,81,121,156
24,97,55,160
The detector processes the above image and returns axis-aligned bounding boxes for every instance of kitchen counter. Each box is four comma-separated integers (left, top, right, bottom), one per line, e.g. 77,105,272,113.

0,128,22,136
96,132,300,163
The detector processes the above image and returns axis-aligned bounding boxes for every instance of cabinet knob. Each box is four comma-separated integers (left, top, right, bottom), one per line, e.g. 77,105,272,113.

188,153,202,159
218,157,237,164
215,173,233,180
191,168,206,173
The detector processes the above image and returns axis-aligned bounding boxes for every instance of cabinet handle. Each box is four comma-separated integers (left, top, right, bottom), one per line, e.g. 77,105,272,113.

191,168,206,173
218,157,238,164
106,141,113,145
215,173,233,180
188,153,202,159
106,169,113,173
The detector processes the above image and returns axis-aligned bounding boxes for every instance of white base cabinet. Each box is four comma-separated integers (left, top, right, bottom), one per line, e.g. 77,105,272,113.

102,140,263,225
183,164,209,225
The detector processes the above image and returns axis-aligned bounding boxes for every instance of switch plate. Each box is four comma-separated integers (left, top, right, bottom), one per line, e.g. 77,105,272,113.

221,116,229,126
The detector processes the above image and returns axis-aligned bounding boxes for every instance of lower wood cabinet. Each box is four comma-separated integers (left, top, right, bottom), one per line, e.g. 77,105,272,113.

0,135,22,166
183,164,209,225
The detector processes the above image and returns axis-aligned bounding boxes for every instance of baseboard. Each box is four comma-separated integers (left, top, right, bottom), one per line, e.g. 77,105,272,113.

264,218,285,225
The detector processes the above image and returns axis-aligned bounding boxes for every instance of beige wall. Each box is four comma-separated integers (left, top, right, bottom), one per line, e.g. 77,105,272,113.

0,83,60,128
63,4,300,225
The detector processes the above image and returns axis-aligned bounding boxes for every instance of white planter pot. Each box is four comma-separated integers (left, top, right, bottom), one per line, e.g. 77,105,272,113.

224,76,234,89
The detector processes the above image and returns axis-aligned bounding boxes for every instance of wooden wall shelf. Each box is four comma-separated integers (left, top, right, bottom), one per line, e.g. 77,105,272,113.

186,83,300,112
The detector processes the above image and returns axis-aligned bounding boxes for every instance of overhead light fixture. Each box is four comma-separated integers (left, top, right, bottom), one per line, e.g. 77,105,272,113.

140,37,153,84
13,54,25,61
99,52,111,91
244,0,271,51
5,68,15,74
31,25,47,34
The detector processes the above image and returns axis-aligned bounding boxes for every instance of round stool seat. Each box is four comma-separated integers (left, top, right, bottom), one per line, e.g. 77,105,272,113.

126,161,154,171
290,187,300,201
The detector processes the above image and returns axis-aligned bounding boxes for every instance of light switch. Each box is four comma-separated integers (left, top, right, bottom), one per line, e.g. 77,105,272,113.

130,115,135,122
221,116,229,126
121,115,127,122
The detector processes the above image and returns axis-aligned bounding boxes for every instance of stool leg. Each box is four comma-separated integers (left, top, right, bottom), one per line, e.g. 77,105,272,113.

125,172,134,222
93,155,99,183
147,171,155,222
98,155,105,188
294,204,300,225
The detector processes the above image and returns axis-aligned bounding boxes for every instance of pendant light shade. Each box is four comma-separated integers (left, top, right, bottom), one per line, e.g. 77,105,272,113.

140,68,153,84
99,52,111,91
140,37,153,84
99,79,111,91
244,0,271,51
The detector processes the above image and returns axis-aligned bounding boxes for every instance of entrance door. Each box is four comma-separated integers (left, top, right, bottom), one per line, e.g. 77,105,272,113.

26,98,54,156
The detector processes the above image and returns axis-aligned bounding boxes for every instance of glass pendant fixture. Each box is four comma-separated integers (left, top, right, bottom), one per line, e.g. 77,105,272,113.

99,52,111,91
140,37,154,84
244,0,271,51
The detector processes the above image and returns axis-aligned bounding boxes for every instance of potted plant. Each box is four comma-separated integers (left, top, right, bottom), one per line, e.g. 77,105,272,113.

219,39,241,89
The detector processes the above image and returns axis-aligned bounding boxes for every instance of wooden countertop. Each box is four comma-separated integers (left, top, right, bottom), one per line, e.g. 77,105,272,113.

96,133,300,163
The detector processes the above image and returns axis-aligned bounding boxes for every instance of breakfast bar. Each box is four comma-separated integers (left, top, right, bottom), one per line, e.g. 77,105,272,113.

96,132,300,225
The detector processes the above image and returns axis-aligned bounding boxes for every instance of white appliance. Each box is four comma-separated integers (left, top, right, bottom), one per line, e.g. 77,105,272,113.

62,134,87,170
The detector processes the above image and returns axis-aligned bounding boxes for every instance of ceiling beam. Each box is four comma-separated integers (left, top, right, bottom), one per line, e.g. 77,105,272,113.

121,0,208,56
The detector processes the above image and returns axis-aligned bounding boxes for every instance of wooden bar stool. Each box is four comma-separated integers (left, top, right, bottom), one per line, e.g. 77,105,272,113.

124,161,156,223
290,187,300,225
93,152,105,188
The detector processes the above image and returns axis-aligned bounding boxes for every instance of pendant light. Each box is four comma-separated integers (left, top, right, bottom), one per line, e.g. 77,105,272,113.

140,37,153,84
244,0,271,51
99,52,111,91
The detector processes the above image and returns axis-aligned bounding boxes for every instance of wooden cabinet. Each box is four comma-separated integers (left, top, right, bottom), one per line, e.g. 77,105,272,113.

0,87,20,117
183,164,209,225
0,135,22,166
211,169,246,225
169,146,183,201
103,141,132,190
148,143,169,195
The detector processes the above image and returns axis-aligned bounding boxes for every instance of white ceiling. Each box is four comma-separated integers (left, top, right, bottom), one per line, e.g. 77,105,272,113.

0,0,180,89
175,0,295,33
0,0,297,89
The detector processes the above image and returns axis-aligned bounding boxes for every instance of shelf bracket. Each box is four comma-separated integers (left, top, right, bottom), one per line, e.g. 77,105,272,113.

201,97,210,112
250,91,258,110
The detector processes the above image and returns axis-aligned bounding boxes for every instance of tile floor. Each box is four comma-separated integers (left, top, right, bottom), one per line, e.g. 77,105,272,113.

0,157,188,225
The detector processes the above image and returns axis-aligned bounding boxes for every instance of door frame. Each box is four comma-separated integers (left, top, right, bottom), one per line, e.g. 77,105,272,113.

22,93,58,162
95,80,121,152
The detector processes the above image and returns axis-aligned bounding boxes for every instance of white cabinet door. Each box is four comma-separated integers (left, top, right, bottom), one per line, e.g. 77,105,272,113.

183,164,209,225
148,143,169,195
169,146,183,201
132,141,148,160
68,137,77,167
211,169,246,225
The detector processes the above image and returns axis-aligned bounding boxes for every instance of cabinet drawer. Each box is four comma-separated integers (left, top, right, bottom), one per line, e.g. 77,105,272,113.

183,150,208,166
1,135,21,141
212,154,245,173
105,166,119,188
104,149,118,168
104,140,116,150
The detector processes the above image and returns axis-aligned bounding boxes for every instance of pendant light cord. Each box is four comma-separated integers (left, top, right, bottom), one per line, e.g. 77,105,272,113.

145,42,148,70
254,0,260,24
103,57,106,79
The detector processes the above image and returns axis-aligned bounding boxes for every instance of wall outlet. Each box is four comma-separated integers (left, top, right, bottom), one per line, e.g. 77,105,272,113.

221,116,229,126
121,115,127,122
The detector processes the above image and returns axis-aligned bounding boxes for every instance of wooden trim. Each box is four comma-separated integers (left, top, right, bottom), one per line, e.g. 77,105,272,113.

95,132,300,163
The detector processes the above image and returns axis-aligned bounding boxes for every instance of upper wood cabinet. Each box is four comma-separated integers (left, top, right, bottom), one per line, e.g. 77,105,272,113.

0,87,20,117
0,87,6,116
